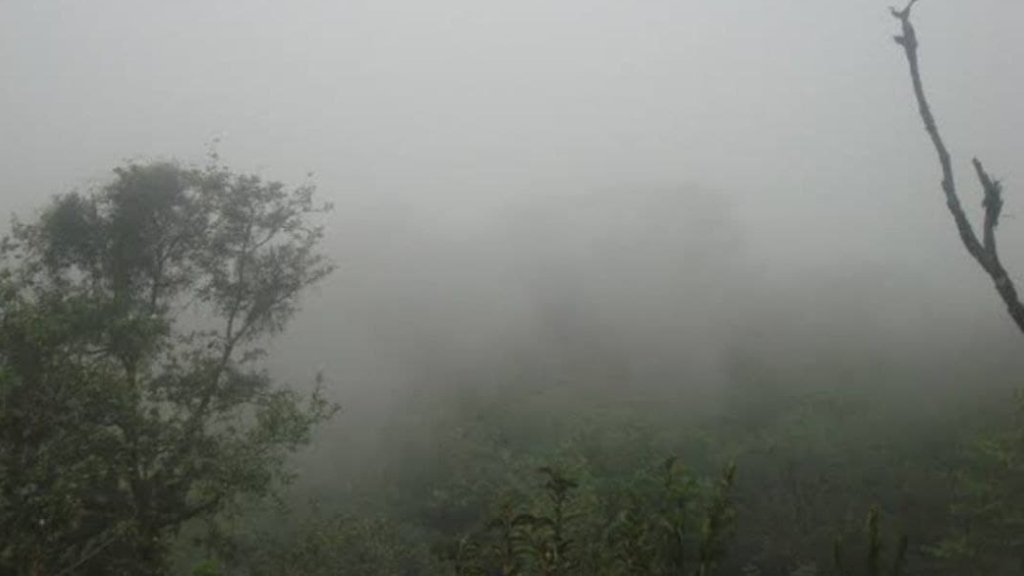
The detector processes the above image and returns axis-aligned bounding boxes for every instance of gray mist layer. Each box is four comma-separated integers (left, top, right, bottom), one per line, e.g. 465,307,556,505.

2,1,1024,460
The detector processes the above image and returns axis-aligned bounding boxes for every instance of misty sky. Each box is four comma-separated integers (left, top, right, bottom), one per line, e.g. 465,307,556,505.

3,1,1024,383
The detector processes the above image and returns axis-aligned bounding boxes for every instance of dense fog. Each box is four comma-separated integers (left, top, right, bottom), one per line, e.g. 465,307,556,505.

3,1,1024,574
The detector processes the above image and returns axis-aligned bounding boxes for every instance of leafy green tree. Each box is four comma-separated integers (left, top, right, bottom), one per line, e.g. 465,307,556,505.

0,158,337,574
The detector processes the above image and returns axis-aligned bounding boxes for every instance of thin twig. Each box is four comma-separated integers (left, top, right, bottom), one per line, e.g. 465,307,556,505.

54,526,125,576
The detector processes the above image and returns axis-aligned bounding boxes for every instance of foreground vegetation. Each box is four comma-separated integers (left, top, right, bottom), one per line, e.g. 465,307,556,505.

182,332,1024,575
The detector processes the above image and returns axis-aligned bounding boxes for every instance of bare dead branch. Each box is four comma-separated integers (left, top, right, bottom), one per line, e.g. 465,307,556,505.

974,158,1004,256
891,4,1024,334
890,0,919,21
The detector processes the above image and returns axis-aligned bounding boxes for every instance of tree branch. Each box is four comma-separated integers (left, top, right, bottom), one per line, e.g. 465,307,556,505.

891,2,1024,334
54,528,125,576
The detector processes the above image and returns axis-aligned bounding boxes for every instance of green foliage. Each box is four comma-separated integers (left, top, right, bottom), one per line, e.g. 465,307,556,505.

483,500,535,576
925,391,1024,574
438,459,737,576
231,511,438,576
530,466,579,575
0,158,337,574
190,558,222,576
831,506,907,576
188,365,1024,575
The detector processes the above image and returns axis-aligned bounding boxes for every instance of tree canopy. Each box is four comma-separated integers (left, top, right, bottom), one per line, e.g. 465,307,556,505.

0,158,337,574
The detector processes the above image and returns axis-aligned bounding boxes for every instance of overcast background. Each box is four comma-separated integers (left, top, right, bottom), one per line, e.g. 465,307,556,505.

2,1,1023,409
